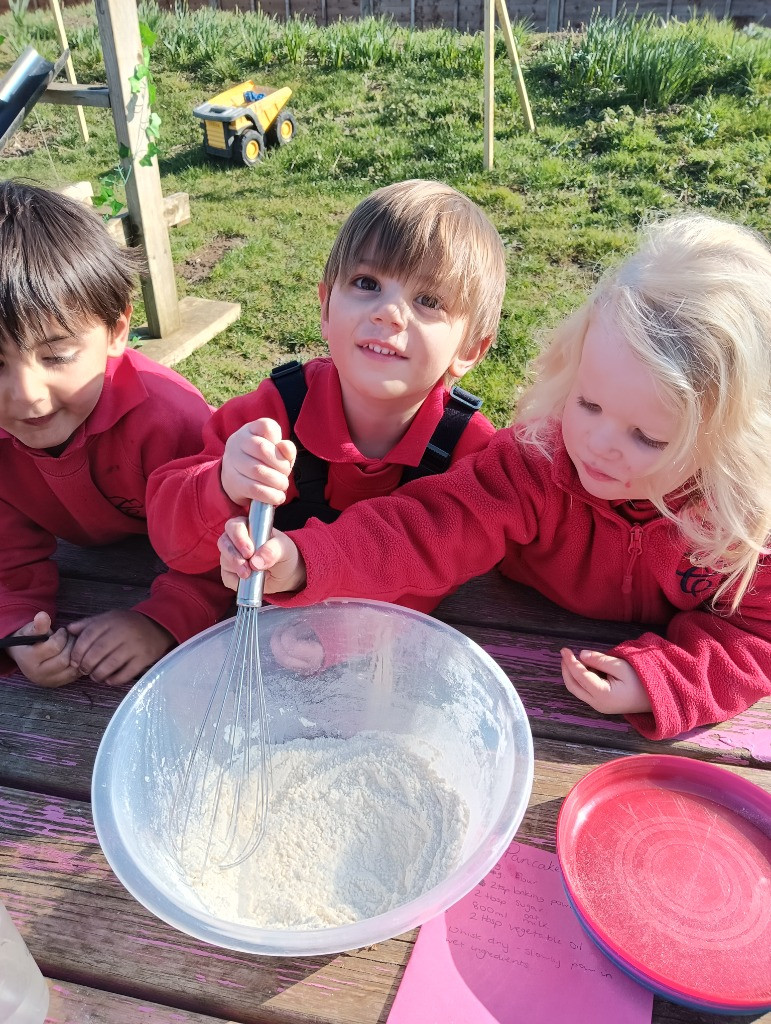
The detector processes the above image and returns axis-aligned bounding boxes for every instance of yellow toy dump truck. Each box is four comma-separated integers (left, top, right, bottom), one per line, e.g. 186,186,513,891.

193,82,297,167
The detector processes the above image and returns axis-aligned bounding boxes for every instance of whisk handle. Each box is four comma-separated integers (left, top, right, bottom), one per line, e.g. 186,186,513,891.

237,500,276,608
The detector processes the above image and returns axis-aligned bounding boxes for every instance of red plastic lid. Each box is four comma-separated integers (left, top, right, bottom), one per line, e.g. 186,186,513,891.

557,755,771,1013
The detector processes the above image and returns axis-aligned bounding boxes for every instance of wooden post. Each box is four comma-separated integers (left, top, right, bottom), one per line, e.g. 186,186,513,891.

482,0,536,167
48,0,88,142
94,0,180,338
483,0,494,170
495,0,534,133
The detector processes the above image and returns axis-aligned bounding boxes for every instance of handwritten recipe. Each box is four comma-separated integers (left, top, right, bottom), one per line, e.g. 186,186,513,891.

387,841,653,1024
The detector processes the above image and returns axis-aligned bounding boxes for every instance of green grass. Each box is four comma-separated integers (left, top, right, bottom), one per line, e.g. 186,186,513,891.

1,5,769,425
530,12,768,111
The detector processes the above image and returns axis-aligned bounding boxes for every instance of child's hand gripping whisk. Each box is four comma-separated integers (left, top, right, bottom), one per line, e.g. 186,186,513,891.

174,500,275,874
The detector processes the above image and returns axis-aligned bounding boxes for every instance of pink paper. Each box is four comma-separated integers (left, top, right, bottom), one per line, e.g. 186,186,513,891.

387,841,652,1024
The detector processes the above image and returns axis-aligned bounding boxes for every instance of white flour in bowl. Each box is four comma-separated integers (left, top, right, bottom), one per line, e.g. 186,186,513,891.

179,731,468,929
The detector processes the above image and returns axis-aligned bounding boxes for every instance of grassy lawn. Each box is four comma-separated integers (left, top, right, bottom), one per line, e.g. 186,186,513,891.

1,5,769,426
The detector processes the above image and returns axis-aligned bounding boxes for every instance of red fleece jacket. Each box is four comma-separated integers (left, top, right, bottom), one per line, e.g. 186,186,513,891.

147,357,495,612
267,426,771,741
0,348,232,656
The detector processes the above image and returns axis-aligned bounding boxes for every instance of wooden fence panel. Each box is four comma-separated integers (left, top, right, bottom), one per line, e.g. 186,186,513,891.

4,0,766,32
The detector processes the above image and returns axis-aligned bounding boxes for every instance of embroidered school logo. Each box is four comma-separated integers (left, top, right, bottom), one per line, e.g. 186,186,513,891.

676,564,716,597
110,496,145,518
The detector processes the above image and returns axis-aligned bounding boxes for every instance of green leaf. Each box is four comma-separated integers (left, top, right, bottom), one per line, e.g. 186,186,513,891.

147,80,157,106
139,142,160,167
146,112,162,139
118,143,130,160
139,22,157,49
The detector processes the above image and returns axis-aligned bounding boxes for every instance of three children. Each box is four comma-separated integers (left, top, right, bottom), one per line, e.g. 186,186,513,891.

6,175,770,745
218,212,771,741
147,179,506,612
0,181,231,687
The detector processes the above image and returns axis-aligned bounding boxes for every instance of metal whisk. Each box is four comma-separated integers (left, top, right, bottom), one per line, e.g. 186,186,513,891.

173,500,275,873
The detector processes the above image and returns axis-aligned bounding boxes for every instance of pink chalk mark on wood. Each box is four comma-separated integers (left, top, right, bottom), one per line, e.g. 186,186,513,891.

681,716,771,764
549,712,629,732
129,934,245,964
483,644,563,670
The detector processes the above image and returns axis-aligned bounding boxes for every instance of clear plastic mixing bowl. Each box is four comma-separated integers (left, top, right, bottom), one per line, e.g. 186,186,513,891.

92,599,534,955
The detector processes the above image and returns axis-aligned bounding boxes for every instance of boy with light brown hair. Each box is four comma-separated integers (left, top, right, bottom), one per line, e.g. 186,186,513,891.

148,179,507,612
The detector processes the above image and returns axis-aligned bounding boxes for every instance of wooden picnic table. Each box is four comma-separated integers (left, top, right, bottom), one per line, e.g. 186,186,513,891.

1,535,769,1024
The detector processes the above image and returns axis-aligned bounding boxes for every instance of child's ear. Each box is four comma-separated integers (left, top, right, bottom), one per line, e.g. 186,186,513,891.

448,335,493,379
107,306,132,357
318,283,329,342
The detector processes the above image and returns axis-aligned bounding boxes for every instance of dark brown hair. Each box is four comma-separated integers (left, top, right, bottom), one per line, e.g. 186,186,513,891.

0,179,144,350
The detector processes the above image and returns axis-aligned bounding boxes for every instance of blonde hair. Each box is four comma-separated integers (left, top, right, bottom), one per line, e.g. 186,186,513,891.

517,213,771,609
322,179,506,377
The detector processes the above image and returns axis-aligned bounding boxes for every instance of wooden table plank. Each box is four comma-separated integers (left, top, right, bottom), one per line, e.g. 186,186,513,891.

0,670,123,800
54,539,645,646
54,537,166,588
46,978,237,1024
2,740,770,1024
435,570,650,643
459,623,771,768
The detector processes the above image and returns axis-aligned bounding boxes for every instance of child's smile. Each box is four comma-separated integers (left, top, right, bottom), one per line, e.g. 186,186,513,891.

358,341,406,359
319,264,470,413
0,315,128,452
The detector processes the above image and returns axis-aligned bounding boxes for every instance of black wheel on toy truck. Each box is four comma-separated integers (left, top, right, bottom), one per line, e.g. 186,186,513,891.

266,110,297,147
237,129,266,167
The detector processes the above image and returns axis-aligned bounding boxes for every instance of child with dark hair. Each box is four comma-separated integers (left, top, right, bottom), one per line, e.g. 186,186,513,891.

0,179,230,687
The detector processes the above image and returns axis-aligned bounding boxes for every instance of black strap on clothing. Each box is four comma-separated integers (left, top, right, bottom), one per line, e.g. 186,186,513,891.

269,360,306,426
270,361,340,530
401,384,483,484
269,360,482,529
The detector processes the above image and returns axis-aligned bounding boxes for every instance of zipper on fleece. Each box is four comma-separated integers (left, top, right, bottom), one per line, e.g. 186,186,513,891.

622,525,643,617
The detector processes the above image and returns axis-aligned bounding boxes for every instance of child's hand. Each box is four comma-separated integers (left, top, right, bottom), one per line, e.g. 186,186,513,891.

218,515,252,591
67,610,174,686
218,518,307,595
560,648,652,715
6,612,80,687
221,417,296,507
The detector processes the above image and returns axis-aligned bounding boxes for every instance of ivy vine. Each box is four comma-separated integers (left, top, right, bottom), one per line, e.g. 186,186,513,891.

93,22,162,218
